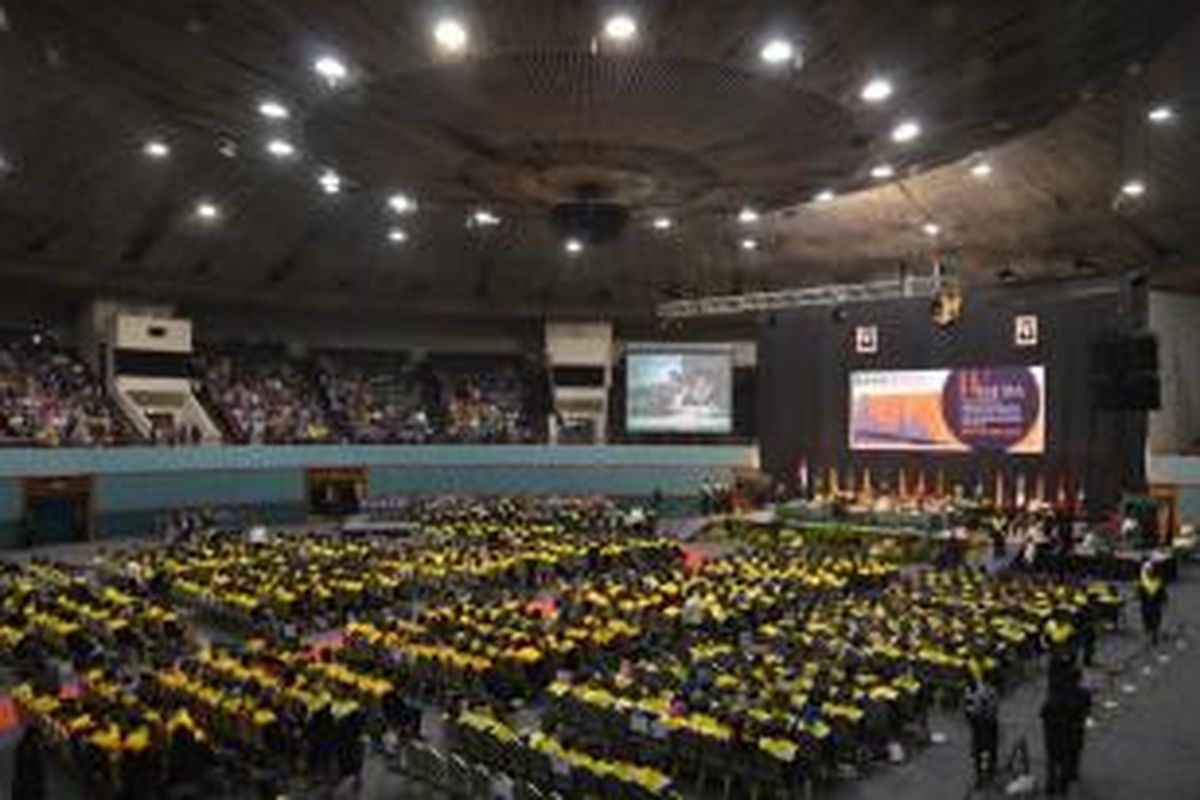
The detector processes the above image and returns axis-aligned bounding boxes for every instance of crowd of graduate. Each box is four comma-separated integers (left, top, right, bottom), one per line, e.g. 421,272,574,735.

0,495,1138,799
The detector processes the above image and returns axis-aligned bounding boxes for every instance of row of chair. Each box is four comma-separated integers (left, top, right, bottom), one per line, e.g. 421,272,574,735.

396,738,564,800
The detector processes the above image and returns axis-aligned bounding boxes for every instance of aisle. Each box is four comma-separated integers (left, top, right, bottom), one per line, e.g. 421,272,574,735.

828,567,1200,800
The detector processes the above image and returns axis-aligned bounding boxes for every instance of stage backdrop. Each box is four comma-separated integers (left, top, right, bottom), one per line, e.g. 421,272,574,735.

759,276,1148,511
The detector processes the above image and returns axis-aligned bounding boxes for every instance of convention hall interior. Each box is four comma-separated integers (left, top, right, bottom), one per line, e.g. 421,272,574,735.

2,1,1200,798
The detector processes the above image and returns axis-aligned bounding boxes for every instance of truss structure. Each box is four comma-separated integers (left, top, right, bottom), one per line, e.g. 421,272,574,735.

656,275,948,319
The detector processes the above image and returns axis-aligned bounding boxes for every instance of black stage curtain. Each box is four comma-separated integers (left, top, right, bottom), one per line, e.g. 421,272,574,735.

758,277,1148,513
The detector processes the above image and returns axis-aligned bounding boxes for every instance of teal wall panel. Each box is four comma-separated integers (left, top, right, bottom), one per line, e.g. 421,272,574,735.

95,469,304,512
0,444,758,477
0,477,23,548
0,445,757,548
368,464,728,497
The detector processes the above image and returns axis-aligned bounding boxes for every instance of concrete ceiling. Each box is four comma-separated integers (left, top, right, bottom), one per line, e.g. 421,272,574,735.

0,0,1196,321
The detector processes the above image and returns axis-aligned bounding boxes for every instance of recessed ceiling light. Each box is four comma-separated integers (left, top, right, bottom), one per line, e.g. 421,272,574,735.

265,138,297,158
257,99,290,120
565,238,584,255
652,216,673,231
313,55,348,85
387,227,409,243
870,163,895,179
317,169,341,195
861,77,894,103
970,161,993,179
760,38,795,66
470,209,500,227
217,137,238,159
891,119,922,143
814,189,836,203
1147,104,1176,124
737,207,760,224
433,18,468,52
388,193,417,214
922,222,941,237
604,13,638,41
1121,179,1146,198
194,201,220,221
143,139,170,159
740,238,759,251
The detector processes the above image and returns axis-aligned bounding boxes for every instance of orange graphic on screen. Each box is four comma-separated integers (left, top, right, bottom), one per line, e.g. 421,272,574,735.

851,391,956,447
850,367,1045,454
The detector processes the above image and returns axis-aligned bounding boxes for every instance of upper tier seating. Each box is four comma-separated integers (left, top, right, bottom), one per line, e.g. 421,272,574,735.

0,333,132,447
196,345,333,444
315,349,433,444
431,354,540,444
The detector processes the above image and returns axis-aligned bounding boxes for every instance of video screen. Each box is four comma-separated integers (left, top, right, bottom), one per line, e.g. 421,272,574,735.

849,366,1045,454
626,348,733,434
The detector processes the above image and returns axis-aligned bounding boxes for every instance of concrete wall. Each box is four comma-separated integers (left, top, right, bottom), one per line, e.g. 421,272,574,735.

1147,455,1200,528
1149,291,1200,454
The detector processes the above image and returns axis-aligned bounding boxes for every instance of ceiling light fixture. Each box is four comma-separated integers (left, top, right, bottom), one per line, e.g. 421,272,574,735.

470,209,501,227
870,163,895,180
1147,104,1176,124
652,216,673,231
814,189,836,203
265,138,297,158
861,77,894,103
1121,179,1146,198
565,238,584,255
143,139,170,159
891,119,922,143
194,201,220,221
317,169,342,195
737,207,760,224
257,99,290,120
313,55,348,85
387,227,409,243
433,18,468,52
604,13,638,41
970,161,993,179
740,238,759,251
760,38,795,66
388,193,417,214
922,222,941,237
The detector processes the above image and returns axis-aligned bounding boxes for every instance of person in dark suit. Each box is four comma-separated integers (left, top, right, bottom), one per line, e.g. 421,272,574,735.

12,723,47,800
1040,666,1092,795
964,675,1000,787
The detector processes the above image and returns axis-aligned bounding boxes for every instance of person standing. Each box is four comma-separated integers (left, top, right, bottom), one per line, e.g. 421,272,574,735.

1137,561,1169,647
12,722,47,800
1040,666,1091,796
964,675,1000,788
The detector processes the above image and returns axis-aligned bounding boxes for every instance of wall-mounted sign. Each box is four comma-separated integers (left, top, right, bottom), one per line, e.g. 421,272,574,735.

855,325,879,354
1015,314,1039,348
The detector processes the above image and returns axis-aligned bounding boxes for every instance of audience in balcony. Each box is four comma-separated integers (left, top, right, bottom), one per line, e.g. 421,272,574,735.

0,332,547,448
316,351,433,444
198,347,332,445
439,362,536,443
0,333,126,447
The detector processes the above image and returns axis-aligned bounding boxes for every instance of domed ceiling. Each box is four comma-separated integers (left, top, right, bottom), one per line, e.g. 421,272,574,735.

0,0,1197,319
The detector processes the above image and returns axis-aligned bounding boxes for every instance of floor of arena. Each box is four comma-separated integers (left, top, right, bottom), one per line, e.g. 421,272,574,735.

1,526,1197,800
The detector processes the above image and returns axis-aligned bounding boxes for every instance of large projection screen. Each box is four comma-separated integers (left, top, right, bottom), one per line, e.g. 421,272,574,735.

626,346,734,434
849,366,1046,454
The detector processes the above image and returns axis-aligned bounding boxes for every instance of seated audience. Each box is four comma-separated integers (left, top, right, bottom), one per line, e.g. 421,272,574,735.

197,346,332,444
0,333,128,447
